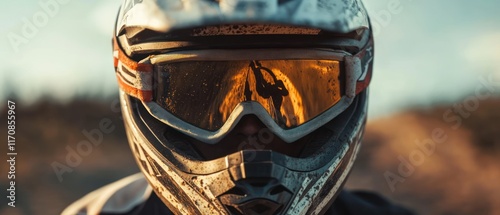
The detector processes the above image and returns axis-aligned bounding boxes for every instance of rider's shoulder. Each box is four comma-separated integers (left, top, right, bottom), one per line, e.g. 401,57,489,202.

62,173,151,215
325,190,416,215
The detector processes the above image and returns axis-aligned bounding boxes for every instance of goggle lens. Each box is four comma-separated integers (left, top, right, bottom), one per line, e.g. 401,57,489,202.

155,60,343,131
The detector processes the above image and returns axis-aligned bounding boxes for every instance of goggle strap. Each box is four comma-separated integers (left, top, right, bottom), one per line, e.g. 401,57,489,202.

113,36,374,102
113,37,154,102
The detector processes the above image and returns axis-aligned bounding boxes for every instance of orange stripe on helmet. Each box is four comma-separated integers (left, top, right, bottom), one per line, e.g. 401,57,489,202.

116,74,153,102
356,71,371,94
113,37,153,72
113,53,119,68
113,36,153,101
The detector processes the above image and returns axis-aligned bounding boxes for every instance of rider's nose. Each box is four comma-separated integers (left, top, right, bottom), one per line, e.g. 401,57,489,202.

232,115,265,137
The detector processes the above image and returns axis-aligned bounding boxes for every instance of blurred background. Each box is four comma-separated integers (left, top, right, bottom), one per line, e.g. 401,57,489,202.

0,0,499,214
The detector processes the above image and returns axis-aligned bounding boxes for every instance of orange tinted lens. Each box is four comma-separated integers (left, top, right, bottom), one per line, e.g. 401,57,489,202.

155,60,342,131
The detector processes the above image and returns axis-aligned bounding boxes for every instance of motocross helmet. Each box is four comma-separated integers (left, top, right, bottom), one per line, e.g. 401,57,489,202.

113,0,374,214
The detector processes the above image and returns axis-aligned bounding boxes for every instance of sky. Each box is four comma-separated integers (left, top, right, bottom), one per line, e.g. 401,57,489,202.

1,0,499,118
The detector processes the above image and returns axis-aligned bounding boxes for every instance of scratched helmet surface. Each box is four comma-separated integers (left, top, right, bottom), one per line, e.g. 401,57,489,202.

114,0,374,214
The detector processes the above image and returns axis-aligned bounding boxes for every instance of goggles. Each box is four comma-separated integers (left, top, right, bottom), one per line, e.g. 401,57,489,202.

113,39,373,144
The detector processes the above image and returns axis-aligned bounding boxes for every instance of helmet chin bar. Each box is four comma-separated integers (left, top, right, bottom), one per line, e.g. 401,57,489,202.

120,90,367,214
129,141,360,215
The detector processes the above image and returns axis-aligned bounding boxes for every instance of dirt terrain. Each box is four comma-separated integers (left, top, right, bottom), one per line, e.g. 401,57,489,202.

347,98,500,215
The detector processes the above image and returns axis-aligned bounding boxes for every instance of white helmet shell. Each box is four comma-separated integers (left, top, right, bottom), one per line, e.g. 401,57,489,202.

113,0,375,214
116,0,369,35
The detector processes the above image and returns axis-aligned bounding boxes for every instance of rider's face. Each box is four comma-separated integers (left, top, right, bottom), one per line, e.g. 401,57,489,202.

189,115,312,160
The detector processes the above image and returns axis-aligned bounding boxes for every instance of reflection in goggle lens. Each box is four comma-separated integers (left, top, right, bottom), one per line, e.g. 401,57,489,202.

155,60,343,131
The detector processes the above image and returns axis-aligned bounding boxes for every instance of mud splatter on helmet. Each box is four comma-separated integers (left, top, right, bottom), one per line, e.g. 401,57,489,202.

113,0,374,214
